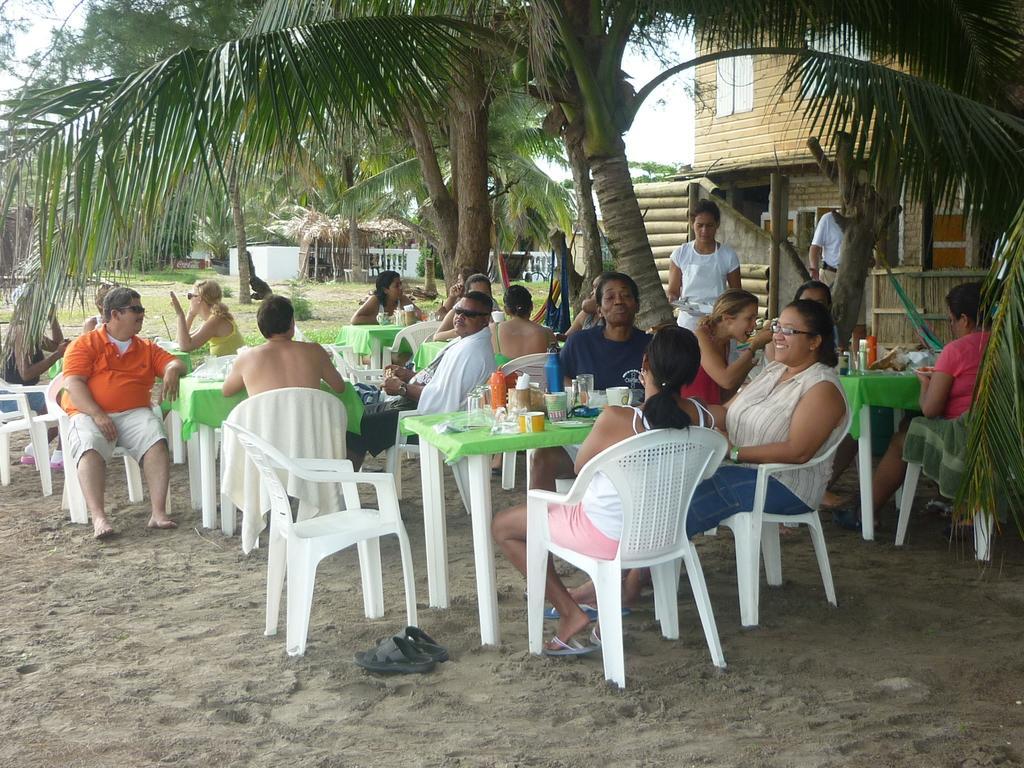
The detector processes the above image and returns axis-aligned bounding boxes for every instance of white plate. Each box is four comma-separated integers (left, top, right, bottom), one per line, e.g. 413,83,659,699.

550,420,591,428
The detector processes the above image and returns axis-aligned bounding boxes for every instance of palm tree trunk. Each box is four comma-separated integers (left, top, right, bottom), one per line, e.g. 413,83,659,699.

405,108,458,282
450,69,492,277
589,150,673,328
228,166,251,305
343,156,362,281
567,137,602,311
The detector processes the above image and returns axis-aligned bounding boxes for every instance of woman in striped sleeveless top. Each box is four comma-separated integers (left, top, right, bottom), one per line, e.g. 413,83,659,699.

687,299,849,534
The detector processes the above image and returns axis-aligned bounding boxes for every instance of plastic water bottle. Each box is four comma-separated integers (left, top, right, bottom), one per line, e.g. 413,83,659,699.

544,343,563,393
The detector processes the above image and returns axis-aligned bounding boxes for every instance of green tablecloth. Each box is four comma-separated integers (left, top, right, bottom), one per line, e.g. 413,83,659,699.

839,373,921,439
49,349,191,378
169,378,363,441
401,412,595,463
413,340,449,371
335,324,405,356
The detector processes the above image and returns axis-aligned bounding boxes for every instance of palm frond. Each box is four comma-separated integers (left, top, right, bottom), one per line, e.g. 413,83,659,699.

957,210,1024,536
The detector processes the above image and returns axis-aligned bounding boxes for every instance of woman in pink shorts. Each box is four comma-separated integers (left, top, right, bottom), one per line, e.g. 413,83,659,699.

492,325,714,655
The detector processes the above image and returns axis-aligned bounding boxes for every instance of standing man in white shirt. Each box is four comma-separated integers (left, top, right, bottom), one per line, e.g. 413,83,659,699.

808,210,866,349
666,199,742,331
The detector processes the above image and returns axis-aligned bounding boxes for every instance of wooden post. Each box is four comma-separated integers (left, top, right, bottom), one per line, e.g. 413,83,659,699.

768,173,788,318
796,211,815,263
687,182,701,241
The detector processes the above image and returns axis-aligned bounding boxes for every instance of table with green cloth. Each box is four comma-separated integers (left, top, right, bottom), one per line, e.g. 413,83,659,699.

838,372,921,541
401,411,595,645
49,348,191,378
169,377,364,531
335,324,406,368
413,340,449,371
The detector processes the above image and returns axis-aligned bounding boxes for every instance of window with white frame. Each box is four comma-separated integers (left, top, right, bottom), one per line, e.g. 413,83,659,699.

716,55,754,117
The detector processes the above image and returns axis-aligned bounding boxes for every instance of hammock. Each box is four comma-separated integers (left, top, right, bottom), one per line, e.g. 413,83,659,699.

876,251,944,352
532,246,571,332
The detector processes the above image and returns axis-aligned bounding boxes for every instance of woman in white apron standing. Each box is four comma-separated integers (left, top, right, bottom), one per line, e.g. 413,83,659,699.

667,199,742,331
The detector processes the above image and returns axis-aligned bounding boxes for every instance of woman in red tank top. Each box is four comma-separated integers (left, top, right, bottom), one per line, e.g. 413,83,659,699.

681,289,772,405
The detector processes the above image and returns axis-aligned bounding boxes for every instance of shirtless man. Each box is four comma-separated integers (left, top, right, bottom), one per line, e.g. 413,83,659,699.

222,295,345,398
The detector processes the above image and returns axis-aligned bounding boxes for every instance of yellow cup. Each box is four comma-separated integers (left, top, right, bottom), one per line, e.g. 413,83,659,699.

518,411,546,433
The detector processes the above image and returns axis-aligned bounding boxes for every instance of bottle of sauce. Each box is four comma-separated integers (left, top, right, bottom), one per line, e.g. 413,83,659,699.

544,342,563,393
488,370,507,411
867,335,878,367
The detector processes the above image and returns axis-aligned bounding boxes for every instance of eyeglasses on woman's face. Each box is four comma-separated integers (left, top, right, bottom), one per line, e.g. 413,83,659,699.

771,321,814,337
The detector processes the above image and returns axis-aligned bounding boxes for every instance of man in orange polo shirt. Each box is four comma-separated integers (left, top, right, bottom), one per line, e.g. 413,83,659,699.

63,287,186,539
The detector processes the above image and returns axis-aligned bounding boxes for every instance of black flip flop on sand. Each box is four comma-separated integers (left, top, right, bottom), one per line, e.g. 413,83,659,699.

354,636,436,674
403,626,449,663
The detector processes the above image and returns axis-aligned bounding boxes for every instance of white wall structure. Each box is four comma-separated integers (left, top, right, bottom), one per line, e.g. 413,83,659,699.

229,246,301,281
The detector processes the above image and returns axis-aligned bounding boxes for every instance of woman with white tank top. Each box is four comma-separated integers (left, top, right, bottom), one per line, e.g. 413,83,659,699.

492,325,713,655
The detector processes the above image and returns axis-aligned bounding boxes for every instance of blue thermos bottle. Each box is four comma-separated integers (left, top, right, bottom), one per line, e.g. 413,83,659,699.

544,343,563,392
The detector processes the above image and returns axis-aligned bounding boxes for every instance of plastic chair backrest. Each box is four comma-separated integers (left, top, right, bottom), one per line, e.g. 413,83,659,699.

46,374,67,418
575,427,727,563
500,353,549,381
390,321,441,354
223,422,304,535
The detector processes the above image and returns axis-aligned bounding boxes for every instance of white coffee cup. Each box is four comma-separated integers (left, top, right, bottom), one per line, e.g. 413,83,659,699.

607,387,630,406
491,310,505,323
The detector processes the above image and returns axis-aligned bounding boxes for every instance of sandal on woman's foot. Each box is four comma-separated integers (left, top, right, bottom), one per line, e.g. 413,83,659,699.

543,604,631,622
542,635,600,657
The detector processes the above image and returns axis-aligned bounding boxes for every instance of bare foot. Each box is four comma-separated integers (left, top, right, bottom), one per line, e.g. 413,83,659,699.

93,516,115,539
147,515,178,530
544,605,592,651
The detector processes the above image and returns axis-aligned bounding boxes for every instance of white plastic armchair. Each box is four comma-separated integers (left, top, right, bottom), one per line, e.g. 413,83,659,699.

223,421,417,657
45,375,163,524
0,380,56,495
381,321,441,367
717,411,852,628
328,345,384,385
498,353,551,490
526,427,729,688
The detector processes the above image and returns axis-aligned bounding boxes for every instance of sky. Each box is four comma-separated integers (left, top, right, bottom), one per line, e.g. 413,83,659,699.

2,2,696,173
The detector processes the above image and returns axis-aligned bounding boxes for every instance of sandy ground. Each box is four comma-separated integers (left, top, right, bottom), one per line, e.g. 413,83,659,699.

1,433,1023,768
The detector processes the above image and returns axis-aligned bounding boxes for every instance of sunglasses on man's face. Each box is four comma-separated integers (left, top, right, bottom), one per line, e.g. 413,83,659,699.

454,308,489,318
118,304,146,315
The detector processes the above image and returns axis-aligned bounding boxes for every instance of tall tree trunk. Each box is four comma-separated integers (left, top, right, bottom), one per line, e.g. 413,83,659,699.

423,248,437,295
405,108,458,283
808,134,901,341
567,137,602,311
343,156,362,281
589,150,674,329
228,166,250,305
450,68,492,277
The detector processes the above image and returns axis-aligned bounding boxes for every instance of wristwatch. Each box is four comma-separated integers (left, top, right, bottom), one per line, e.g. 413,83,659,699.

398,383,408,397
730,446,741,463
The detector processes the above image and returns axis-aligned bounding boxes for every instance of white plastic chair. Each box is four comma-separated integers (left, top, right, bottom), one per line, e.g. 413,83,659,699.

223,422,417,656
895,461,993,561
498,353,551,490
717,412,852,628
0,381,55,496
384,409,471,512
45,375,165,525
328,346,384,386
381,320,441,367
526,428,729,688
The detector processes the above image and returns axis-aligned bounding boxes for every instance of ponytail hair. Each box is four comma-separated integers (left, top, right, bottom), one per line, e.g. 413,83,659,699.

698,289,759,330
195,279,234,322
641,326,701,430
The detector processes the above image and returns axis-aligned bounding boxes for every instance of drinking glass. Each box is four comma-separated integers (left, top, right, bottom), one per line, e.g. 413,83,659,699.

575,374,593,406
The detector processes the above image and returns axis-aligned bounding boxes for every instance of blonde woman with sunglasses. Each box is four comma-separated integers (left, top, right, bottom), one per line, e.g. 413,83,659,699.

170,279,244,356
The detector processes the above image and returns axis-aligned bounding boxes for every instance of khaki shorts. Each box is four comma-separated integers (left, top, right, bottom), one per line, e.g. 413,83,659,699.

68,407,167,467
821,267,867,324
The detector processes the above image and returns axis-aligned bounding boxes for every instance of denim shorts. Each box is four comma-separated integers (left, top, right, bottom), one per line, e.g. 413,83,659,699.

0,390,46,415
686,465,812,538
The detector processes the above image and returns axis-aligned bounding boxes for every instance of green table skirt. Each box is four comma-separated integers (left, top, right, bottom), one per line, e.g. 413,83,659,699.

169,377,363,441
335,324,405,356
401,412,594,463
840,373,921,439
413,341,449,371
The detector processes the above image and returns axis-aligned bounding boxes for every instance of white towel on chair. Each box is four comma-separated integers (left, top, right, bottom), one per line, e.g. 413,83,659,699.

221,388,348,553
